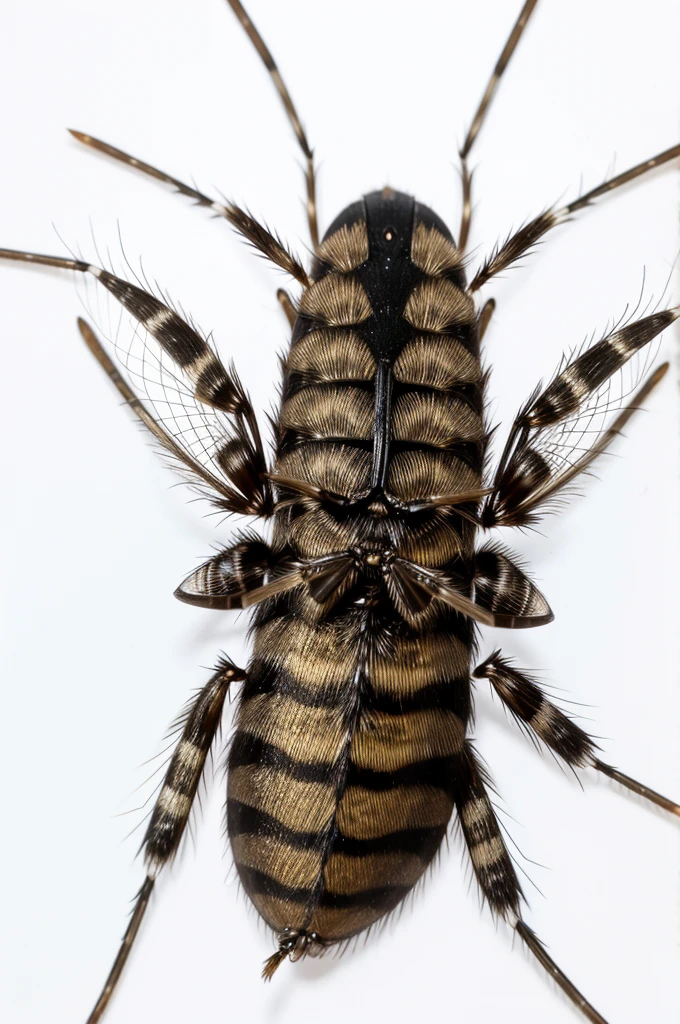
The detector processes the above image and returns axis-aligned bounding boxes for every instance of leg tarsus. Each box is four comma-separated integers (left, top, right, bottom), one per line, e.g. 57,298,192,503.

85,661,243,1022
471,143,680,291
453,740,609,1024
457,0,540,251
225,0,319,248
457,157,473,254
515,919,609,1024
69,131,310,286
594,759,680,818
476,653,680,819
85,878,154,1024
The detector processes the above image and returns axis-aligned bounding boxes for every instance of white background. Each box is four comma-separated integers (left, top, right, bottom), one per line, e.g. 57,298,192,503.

1,1,679,1022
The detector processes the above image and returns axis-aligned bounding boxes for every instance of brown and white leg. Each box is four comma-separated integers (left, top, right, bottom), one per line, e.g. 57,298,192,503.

173,534,273,609
68,133,310,286
457,0,540,252
0,255,275,515
452,742,608,1024
470,141,680,290
483,307,675,529
85,659,245,1024
474,652,680,817
225,0,319,248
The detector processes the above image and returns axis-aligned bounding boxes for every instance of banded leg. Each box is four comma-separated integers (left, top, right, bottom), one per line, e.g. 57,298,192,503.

178,545,364,611
453,742,523,916
174,534,272,608
475,652,680,817
470,140,680,290
483,303,674,527
0,253,274,515
68,131,310,286
86,659,245,1024
458,0,540,252
77,320,271,517
225,0,319,249
453,742,608,1024
387,547,553,629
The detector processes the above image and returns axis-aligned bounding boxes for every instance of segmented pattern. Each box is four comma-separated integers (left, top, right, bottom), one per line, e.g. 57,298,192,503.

228,204,485,944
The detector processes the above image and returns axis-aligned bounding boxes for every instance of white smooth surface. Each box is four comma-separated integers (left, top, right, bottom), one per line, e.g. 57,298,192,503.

1,2,679,1022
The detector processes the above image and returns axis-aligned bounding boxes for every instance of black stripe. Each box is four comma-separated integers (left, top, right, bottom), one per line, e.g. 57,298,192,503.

228,732,339,784
227,799,322,847
236,863,315,904
285,372,376,397
144,814,181,861
227,799,445,861
279,432,374,456
164,758,202,798
230,733,461,794
507,680,544,723
390,438,482,468
238,658,350,709
346,757,457,792
319,884,410,910
392,379,482,409
365,677,471,717
99,271,205,367
333,824,446,860
236,863,411,914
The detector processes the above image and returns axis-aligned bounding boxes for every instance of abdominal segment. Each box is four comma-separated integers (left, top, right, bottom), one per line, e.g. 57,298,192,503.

227,610,470,943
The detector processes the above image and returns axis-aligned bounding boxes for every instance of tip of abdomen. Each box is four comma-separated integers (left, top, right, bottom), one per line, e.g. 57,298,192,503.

261,928,329,981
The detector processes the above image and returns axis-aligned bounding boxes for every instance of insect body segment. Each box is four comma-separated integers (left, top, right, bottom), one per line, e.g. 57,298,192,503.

228,193,486,956
3,1,680,1022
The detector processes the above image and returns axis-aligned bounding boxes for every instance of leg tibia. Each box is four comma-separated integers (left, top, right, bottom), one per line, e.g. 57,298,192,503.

143,659,245,872
484,359,669,528
476,652,680,817
85,660,244,1024
474,651,595,767
452,742,522,918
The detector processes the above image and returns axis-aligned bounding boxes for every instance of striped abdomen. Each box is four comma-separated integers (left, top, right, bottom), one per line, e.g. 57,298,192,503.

227,608,472,941
228,189,486,946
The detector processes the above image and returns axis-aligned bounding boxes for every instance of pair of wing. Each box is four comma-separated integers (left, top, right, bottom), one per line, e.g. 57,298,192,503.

0,122,674,631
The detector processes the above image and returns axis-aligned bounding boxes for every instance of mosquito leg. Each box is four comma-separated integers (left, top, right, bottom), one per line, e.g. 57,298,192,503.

453,741,608,1024
452,741,523,917
478,297,495,342
592,760,680,818
457,0,540,252
225,0,319,249
515,921,608,1024
173,535,273,609
277,288,297,328
68,132,310,286
85,659,245,1024
388,548,552,629
484,320,672,529
470,141,680,290
0,250,275,514
474,652,680,816
86,878,155,1024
